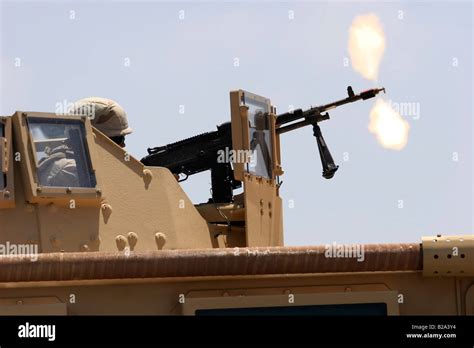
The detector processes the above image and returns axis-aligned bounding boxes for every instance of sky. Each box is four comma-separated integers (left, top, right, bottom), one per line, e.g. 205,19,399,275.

1,0,472,246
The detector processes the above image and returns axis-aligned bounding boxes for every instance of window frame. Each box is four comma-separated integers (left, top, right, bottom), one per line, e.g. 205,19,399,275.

0,117,15,208
13,111,102,204
181,287,399,316
230,90,279,181
27,116,97,189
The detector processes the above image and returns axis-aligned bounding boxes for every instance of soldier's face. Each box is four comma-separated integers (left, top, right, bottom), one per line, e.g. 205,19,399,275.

110,135,126,148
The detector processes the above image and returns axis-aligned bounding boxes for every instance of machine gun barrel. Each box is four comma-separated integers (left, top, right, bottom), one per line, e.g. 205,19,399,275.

276,86,385,134
275,86,385,179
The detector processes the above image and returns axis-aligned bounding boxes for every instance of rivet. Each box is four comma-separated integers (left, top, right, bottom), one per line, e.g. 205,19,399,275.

115,235,127,251
127,232,138,250
143,169,153,179
101,203,112,213
101,202,113,224
143,169,153,188
155,232,167,250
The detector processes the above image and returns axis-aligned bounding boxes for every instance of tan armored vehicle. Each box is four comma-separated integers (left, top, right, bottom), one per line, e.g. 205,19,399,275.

0,87,473,315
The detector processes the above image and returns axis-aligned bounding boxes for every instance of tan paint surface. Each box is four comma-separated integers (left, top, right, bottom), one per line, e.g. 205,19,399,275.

1,95,472,316
0,271,471,315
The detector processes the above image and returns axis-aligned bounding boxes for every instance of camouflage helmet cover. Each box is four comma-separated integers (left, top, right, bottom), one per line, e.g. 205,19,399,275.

70,97,133,137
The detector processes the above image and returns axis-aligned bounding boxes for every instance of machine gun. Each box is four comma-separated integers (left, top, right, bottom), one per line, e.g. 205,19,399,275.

141,121,240,203
141,86,385,203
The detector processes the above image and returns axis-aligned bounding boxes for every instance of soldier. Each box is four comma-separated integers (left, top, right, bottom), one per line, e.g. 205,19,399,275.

72,97,133,148
37,98,133,187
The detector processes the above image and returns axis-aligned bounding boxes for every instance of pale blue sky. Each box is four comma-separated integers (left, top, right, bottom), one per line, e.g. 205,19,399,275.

1,0,472,245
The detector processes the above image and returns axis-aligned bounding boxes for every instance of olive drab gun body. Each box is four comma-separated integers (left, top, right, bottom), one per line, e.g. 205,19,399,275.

0,88,473,316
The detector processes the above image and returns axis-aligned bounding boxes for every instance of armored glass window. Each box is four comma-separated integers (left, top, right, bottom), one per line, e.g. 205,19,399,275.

243,98,273,179
0,123,5,189
27,118,97,188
